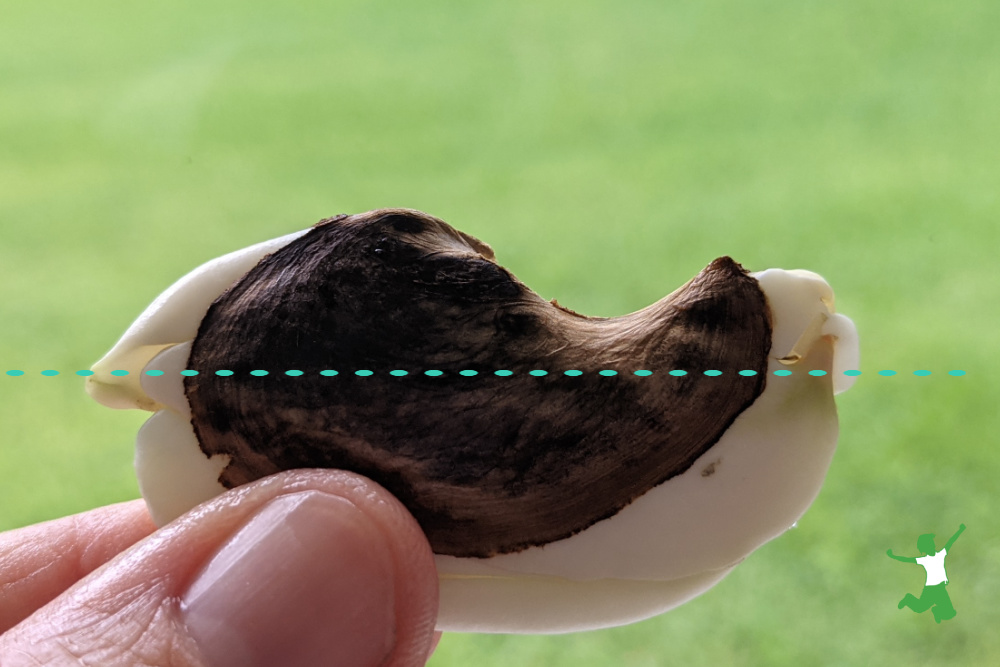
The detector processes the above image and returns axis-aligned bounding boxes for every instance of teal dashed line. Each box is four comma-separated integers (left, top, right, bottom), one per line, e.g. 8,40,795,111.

5,368,973,378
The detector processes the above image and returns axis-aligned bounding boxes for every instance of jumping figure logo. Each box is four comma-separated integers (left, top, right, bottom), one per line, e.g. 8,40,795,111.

887,524,966,623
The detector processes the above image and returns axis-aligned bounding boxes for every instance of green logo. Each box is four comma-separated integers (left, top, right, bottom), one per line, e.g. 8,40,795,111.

887,524,966,623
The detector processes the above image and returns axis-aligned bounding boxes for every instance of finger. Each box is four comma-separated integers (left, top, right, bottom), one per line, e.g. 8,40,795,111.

428,631,444,660
0,499,156,634
1,469,440,667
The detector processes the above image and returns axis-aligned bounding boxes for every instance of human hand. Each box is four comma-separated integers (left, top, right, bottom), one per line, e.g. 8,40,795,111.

0,469,441,667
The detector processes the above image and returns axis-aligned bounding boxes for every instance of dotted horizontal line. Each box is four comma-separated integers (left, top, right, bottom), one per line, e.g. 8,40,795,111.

4,369,969,377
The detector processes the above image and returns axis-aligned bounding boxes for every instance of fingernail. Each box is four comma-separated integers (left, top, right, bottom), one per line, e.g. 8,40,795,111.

181,491,396,667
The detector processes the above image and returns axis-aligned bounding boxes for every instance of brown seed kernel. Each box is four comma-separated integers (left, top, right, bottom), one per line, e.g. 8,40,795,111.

185,208,772,558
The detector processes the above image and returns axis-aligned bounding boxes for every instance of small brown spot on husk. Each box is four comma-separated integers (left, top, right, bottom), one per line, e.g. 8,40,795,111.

185,208,772,557
701,459,722,477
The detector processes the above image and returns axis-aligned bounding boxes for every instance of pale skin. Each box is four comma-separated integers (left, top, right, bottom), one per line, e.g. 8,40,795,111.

0,469,442,667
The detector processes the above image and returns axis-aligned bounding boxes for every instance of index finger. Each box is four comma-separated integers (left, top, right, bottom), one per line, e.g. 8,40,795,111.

0,499,156,634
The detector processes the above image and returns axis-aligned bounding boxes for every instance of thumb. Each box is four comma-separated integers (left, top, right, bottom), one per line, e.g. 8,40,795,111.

1,469,440,667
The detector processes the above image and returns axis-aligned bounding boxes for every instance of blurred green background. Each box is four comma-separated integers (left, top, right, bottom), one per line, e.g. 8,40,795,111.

2,0,998,664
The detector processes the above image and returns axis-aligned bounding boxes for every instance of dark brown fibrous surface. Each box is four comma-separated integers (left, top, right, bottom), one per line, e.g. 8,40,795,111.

185,208,772,557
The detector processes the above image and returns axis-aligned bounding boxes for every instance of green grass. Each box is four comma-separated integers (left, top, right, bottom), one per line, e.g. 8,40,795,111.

2,0,999,664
